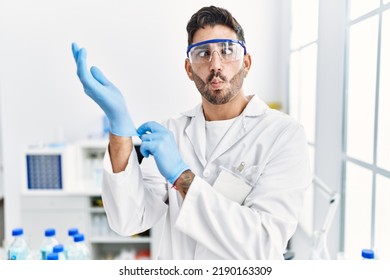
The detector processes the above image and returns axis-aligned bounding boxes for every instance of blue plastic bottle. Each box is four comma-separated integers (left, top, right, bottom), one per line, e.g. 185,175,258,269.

53,244,66,260
46,253,59,260
7,228,30,260
40,228,59,260
67,233,90,260
64,227,78,258
362,249,375,260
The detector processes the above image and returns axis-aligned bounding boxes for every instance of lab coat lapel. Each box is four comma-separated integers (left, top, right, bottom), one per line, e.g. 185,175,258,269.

184,105,207,167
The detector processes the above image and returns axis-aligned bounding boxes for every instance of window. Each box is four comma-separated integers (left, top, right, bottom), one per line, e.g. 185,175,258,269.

375,174,390,259
343,0,390,259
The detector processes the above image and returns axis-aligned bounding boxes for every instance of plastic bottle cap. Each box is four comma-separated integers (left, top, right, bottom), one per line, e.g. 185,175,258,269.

362,249,375,259
45,228,56,237
53,244,64,253
12,228,23,236
47,253,59,260
74,233,85,242
68,228,79,236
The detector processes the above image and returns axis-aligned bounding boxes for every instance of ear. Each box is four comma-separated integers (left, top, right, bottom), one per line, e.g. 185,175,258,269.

243,53,252,77
184,58,194,81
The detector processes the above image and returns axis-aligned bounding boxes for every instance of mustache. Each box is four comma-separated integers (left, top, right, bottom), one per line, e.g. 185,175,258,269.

207,71,227,83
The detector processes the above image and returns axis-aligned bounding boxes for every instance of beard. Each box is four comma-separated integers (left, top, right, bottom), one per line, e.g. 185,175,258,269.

192,66,245,105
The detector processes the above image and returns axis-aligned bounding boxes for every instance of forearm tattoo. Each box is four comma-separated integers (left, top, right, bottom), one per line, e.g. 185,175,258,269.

174,170,195,199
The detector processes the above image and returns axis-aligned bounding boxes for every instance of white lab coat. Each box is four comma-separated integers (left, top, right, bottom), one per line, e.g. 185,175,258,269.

102,95,312,260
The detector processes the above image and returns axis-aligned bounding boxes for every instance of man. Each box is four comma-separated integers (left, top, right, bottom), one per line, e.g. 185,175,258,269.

72,6,311,259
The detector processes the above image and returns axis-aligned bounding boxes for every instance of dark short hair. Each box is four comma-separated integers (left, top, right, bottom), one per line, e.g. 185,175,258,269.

186,6,245,45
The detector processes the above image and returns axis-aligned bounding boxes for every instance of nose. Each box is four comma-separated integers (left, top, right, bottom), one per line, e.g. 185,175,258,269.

209,50,222,72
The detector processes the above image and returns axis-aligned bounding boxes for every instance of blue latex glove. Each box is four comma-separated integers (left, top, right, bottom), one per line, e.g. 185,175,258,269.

137,121,189,185
71,42,138,137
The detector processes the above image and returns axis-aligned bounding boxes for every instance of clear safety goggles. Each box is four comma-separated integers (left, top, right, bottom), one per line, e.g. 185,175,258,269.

186,39,247,64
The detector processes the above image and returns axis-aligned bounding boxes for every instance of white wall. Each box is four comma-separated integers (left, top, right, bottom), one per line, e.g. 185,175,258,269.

0,0,285,242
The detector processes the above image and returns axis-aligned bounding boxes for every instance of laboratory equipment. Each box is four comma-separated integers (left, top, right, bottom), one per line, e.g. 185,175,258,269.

46,253,59,260
67,233,90,260
64,228,78,258
53,244,66,260
362,249,375,260
309,175,340,260
7,228,30,260
25,144,76,191
186,39,247,64
40,228,60,260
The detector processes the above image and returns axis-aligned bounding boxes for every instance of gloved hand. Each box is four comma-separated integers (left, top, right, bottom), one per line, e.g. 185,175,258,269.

71,42,138,137
137,121,189,185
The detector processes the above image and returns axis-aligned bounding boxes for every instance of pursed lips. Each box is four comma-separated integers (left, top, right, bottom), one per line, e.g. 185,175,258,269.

209,78,224,89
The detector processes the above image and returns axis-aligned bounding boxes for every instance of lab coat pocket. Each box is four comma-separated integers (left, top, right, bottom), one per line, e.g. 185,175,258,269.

213,167,253,205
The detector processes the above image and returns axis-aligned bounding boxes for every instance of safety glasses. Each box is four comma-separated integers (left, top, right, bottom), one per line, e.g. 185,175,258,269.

186,39,247,64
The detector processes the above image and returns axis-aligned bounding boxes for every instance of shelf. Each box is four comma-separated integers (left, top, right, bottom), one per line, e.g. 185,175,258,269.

90,236,151,244
21,189,102,197
90,207,105,213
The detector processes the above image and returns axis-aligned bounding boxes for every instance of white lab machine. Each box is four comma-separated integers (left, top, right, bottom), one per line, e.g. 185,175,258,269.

24,144,77,192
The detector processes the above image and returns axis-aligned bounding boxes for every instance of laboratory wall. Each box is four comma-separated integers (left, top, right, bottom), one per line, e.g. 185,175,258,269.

0,0,287,243
0,55,4,247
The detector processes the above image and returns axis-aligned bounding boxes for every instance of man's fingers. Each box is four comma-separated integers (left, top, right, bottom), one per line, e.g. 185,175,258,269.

137,121,166,136
72,43,109,92
76,48,89,80
90,66,112,87
139,142,153,158
71,42,79,62
75,48,102,92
